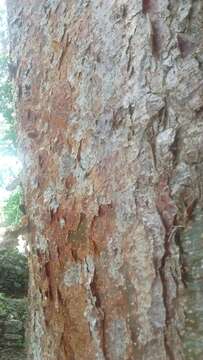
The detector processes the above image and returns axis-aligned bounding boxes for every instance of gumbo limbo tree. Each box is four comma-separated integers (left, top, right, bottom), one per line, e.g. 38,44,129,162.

6,0,203,359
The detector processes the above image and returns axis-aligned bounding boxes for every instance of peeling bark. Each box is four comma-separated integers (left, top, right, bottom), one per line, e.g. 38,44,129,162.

6,0,203,359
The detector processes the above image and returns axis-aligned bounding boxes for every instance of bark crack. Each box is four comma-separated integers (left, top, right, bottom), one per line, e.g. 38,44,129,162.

85,259,107,360
159,225,181,360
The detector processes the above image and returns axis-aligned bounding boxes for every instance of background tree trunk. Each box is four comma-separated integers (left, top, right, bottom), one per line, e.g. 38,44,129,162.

6,1,203,359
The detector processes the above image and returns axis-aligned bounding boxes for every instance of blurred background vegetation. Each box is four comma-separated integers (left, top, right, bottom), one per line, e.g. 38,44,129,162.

0,7,22,228
0,5,28,358
0,248,28,297
3,187,23,227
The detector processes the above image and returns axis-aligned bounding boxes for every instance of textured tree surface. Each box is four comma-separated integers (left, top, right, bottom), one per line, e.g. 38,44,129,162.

6,1,203,359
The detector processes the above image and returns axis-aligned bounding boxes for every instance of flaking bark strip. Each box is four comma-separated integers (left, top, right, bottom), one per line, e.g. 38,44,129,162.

150,19,161,58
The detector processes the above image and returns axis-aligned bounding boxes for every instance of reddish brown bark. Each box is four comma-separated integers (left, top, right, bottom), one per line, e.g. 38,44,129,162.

7,0,203,359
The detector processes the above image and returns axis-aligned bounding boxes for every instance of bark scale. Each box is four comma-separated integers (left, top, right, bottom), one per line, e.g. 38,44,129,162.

6,0,203,359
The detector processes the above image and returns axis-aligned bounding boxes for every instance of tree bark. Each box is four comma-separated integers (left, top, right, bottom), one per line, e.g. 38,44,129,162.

6,1,203,359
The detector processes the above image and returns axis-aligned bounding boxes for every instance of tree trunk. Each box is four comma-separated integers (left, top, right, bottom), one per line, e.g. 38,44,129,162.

6,1,203,359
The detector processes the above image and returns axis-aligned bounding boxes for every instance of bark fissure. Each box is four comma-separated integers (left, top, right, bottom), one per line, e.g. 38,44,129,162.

159,228,178,360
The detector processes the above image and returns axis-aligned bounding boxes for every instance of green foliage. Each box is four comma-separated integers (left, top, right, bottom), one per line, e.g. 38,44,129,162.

0,293,27,321
0,293,27,349
0,56,15,119
0,56,17,156
0,8,27,356
0,9,17,157
3,188,23,227
0,248,28,297
0,292,10,316
0,248,28,349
